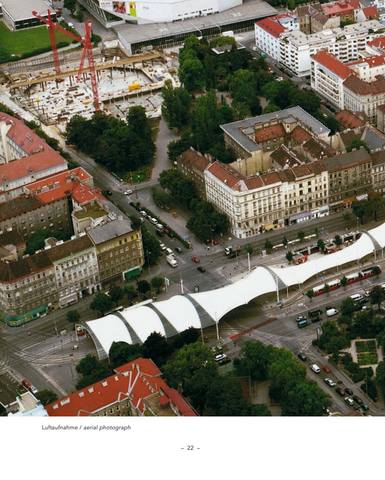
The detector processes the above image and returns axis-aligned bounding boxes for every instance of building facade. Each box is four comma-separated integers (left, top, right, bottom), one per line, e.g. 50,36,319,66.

88,218,144,286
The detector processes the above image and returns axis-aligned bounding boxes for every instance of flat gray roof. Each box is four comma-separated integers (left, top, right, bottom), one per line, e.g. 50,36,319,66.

114,0,277,46
2,0,49,20
88,218,133,245
220,106,330,153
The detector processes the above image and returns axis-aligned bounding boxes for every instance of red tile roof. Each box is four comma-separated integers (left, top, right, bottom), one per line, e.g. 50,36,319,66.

291,125,312,144
0,112,46,156
368,36,385,51
255,17,285,39
0,149,66,187
312,50,353,79
322,1,355,17
207,161,243,189
46,358,197,417
363,6,378,19
255,123,285,143
26,167,99,205
336,110,365,129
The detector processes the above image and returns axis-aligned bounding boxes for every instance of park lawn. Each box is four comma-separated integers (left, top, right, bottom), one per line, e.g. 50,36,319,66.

357,352,378,365
356,340,377,353
0,22,71,58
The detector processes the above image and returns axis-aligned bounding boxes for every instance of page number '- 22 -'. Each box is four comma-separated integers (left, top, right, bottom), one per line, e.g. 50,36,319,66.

181,445,200,451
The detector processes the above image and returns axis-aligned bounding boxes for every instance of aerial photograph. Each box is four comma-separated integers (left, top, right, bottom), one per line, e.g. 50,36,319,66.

3,0,385,422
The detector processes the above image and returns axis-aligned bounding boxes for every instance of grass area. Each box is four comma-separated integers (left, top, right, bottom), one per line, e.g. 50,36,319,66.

356,340,378,365
0,21,72,61
123,165,152,184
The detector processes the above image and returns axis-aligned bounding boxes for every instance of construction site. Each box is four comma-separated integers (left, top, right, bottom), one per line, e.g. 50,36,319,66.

0,12,180,131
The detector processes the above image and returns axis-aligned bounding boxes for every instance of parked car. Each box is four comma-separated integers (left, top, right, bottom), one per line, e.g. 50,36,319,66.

140,210,147,217
192,256,200,263
353,396,364,406
336,386,345,396
326,307,339,317
296,315,307,323
310,364,321,374
322,365,332,374
297,352,307,361
324,378,336,387
197,266,206,273
175,247,182,253
124,189,133,195
150,217,158,225
102,190,112,196
344,387,353,396
165,248,173,256
159,243,167,251
344,396,354,407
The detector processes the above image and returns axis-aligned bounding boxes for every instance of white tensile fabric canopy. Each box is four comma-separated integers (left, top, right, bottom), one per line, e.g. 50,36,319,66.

86,224,383,358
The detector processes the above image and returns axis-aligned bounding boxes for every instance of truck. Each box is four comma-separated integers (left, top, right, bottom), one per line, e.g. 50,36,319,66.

166,254,178,268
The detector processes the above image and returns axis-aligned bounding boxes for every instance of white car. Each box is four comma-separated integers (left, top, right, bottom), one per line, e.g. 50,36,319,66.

124,189,133,195
150,217,158,225
140,210,147,217
310,364,321,374
324,378,336,387
159,243,167,251
165,247,173,256
326,308,339,317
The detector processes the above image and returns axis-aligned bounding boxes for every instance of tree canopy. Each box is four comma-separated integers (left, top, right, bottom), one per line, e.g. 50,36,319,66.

66,108,155,174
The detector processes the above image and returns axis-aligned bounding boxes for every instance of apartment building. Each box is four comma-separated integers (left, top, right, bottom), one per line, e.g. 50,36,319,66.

0,194,72,239
205,160,329,238
255,13,384,76
49,234,100,308
221,106,331,162
371,150,385,193
176,148,212,198
0,113,68,201
46,358,197,417
322,148,373,208
311,49,385,120
311,50,354,108
88,218,144,286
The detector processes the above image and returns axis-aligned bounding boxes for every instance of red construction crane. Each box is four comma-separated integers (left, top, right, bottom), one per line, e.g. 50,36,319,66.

32,10,100,110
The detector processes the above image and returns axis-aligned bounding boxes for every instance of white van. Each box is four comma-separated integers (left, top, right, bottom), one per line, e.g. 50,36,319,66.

326,307,339,317
350,293,364,303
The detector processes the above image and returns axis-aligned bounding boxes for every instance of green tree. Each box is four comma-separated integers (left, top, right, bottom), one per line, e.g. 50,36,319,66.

90,292,113,315
125,284,137,304
334,235,343,248
151,277,165,293
229,69,261,115
282,236,288,247
161,80,192,129
109,285,124,304
317,238,325,252
163,342,216,390
245,244,254,255
137,279,151,296
204,376,255,416
234,340,275,381
66,310,80,323
297,230,305,242
370,285,385,310
187,199,229,242
340,297,357,316
179,56,205,92
287,0,296,10
268,349,306,402
306,289,314,300
64,0,77,13
0,403,6,416
340,276,348,288
109,341,142,368
264,240,273,253
141,332,171,366
347,139,369,153
35,389,58,406
142,227,162,266
286,251,294,263
282,380,331,416
76,354,111,389
252,404,271,416
159,169,197,208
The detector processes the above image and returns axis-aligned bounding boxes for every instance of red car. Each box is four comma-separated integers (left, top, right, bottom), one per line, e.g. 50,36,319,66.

322,365,332,374
191,256,200,264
